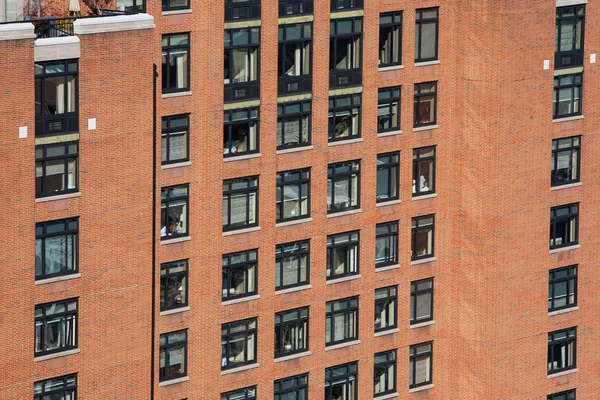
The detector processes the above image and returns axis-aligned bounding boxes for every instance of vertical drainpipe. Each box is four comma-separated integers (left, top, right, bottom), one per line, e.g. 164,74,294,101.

151,63,158,400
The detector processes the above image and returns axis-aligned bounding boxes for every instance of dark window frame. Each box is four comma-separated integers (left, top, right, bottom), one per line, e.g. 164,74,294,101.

325,362,358,400
276,168,311,223
327,160,361,213
377,87,401,133
162,0,188,11
223,107,260,157
411,215,435,260
160,184,189,240
225,0,261,22
35,218,78,280
159,330,188,382
548,389,576,400
374,286,397,332
328,94,362,142
553,73,582,119
329,18,363,88
409,341,433,388
325,296,359,346
555,5,585,69
221,317,258,370
274,307,309,357
549,203,579,249
374,350,396,396
275,240,310,290
549,266,577,312
222,176,259,232
277,101,312,150
160,260,189,312
34,374,77,400
414,81,437,127
415,8,439,63
161,114,190,165
410,278,434,324
376,152,399,202
117,0,145,12
224,28,261,102
279,0,313,17
34,298,78,357
327,231,360,280
331,0,363,12
551,136,580,187
162,33,190,94
413,146,436,196
379,12,402,67
221,386,257,400
35,141,78,198
375,221,398,268
278,23,313,95
548,327,576,375
35,59,79,137
222,249,258,301
274,374,309,400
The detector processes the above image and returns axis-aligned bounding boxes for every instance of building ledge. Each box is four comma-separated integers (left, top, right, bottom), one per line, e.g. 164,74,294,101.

274,351,311,363
221,363,259,376
161,161,192,170
275,284,312,295
327,208,362,218
377,199,401,207
224,20,261,29
330,10,364,19
276,145,313,155
550,182,581,191
73,13,155,35
35,273,81,286
410,320,435,329
158,376,189,387
328,137,364,147
222,294,260,306
375,328,399,337
552,115,583,123
328,86,362,96
160,236,191,245
224,153,261,162
222,226,261,237
35,132,80,145
548,306,579,317
547,369,578,379
162,91,192,99
413,124,439,132
34,348,80,362
34,36,80,62
411,257,436,266
278,15,314,25
374,392,399,400
412,193,438,201
224,99,261,110
376,264,400,272
549,244,580,254
162,9,192,15
409,383,434,393
276,217,312,228
414,60,440,67
160,306,191,316
0,22,35,40
327,274,361,285
378,130,403,137
378,65,404,72
556,0,587,6
36,192,82,203
278,93,312,103
325,339,360,351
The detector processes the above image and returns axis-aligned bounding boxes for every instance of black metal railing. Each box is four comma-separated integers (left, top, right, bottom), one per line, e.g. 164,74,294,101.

31,17,75,39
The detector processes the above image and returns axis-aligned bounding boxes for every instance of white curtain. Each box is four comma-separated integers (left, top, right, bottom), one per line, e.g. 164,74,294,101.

56,82,65,114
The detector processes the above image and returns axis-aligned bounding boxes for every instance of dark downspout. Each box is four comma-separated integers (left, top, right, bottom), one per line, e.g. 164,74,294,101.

151,63,158,400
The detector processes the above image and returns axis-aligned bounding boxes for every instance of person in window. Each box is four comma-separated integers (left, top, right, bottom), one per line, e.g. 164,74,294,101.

161,218,181,237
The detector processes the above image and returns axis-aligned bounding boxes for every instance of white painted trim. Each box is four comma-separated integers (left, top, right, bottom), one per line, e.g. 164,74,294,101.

0,22,35,40
378,65,404,72
34,348,80,362
550,182,582,191
35,273,81,286
326,274,361,285
377,130,403,137
160,306,191,316
34,36,81,62
161,161,192,170
224,153,262,162
414,60,440,67
411,257,436,266
328,138,364,147
549,244,580,254
547,368,578,379
74,13,155,34
325,340,361,351
412,193,438,201
276,145,313,155
275,284,312,295
556,0,587,7
36,192,82,203
374,328,399,337
376,264,400,272
222,226,261,237
276,217,313,228
222,294,260,306
160,236,192,245
274,351,311,363
327,208,362,218
158,376,189,387
548,306,579,317
162,91,192,99
162,9,192,15
376,199,401,207
374,392,399,400
409,383,434,393
410,320,436,329
552,115,584,123
413,124,439,132
221,363,259,375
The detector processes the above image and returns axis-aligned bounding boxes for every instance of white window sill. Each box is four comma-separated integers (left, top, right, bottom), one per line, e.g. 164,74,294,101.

414,60,440,67
276,217,312,228
410,320,435,329
551,182,582,191
162,9,192,15
326,274,361,285
328,137,364,147
162,91,192,99
160,306,191,316
376,264,400,272
222,294,260,306
412,193,438,201
377,130,403,137
327,208,362,218
36,192,82,203
158,376,189,387
276,145,313,155
374,392,399,400
547,369,578,379
413,124,439,132
224,153,262,162
275,284,312,295
221,363,259,375
222,226,261,237
35,273,81,286
161,161,192,170
160,236,191,245
552,115,584,123
274,351,311,363
409,383,434,393
325,339,360,351
34,348,80,362
411,257,436,266
377,199,401,207
548,306,579,317
549,244,580,254
375,328,399,337
378,65,404,72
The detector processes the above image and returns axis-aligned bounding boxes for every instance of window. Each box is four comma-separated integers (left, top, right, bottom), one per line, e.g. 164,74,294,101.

548,328,576,374
548,390,576,400
274,374,308,400
275,307,309,357
36,218,78,280
224,28,260,102
221,318,257,370
276,168,310,222
279,0,313,17
415,8,438,62
328,94,361,142
277,101,311,150
325,297,358,345
222,386,257,400
161,185,189,240
549,266,577,312
331,0,362,11
222,250,258,300
327,231,359,280
411,278,433,324
374,286,397,332
377,87,401,133
374,350,396,396
376,152,399,202
329,18,362,88
276,240,309,290
225,0,260,22
278,23,312,95
35,59,78,136
412,215,434,260
162,115,189,165
222,176,259,231
162,34,189,93
325,362,357,400
35,298,78,356
375,221,398,268
159,330,187,381
117,0,145,12
379,12,402,67
34,374,77,400
413,146,435,196
555,5,585,69
553,73,582,119
414,81,437,127
35,141,78,198
160,260,188,311
223,108,259,157
550,203,578,249
162,0,187,11
327,160,360,212
551,136,580,186
409,342,432,388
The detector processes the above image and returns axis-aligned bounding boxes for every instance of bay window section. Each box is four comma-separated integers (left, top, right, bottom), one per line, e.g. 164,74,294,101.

555,5,585,69
331,0,362,12
225,0,261,22
222,250,258,300
277,101,311,150
221,318,257,370
276,168,310,222
224,28,260,102
36,218,78,280
222,176,259,231
327,231,359,280
329,18,362,88
278,23,312,95
35,59,78,136
279,0,313,17
162,33,189,94
223,108,259,157
275,240,309,290
325,297,358,346
274,307,309,357
35,142,78,198
327,160,360,212
160,185,189,240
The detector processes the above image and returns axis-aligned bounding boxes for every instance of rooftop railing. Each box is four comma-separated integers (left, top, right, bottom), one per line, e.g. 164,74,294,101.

30,17,75,39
